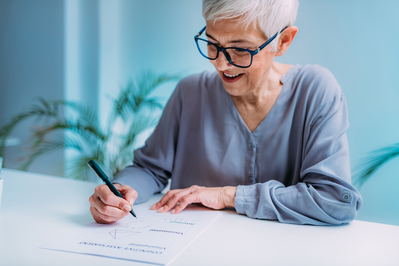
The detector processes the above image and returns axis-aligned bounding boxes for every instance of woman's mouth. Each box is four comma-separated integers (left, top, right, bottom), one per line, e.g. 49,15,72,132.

222,72,243,83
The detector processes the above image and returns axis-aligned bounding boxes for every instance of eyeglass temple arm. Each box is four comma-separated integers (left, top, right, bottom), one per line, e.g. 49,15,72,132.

195,26,207,38
257,26,289,52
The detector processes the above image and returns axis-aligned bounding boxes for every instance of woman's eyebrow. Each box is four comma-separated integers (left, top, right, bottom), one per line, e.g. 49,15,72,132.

205,32,217,41
230,39,253,44
205,32,255,45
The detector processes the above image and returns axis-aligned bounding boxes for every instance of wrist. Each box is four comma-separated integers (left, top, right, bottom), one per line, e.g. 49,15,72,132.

223,186,237,208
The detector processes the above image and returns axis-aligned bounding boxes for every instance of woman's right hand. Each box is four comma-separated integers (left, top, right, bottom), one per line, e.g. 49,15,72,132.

89,184,138,224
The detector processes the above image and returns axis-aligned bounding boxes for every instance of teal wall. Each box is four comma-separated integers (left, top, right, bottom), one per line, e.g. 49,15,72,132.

288,0,399,226
0,0,65,176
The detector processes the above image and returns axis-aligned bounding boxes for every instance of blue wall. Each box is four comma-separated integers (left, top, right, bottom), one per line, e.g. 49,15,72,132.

287,0,399,225
0,0,65,176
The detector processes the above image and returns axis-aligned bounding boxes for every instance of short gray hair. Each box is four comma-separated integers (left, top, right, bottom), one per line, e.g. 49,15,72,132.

202,0,299,52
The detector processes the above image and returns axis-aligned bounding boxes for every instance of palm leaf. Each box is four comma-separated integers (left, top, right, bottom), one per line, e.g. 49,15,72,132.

32,118,107,144
354,143,399,188
65,154,104,181
0,71,180,181
0,98,62,156
111,70,179,122
108,115,159,176
52,100,99,125
18,136,83,171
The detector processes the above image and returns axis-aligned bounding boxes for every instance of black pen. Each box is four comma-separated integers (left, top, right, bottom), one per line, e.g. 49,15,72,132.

87,160,137,219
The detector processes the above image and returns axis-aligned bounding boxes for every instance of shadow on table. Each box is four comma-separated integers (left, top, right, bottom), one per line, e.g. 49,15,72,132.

67,212,94,225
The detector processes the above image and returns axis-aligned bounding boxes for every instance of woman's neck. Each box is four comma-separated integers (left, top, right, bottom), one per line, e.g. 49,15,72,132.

232,62,291,108
231,62,292,132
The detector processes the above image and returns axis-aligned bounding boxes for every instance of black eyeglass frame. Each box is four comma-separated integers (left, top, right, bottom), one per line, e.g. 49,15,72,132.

194,26,288,68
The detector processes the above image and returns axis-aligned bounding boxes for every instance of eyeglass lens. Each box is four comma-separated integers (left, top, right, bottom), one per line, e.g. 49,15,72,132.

196,39,252,67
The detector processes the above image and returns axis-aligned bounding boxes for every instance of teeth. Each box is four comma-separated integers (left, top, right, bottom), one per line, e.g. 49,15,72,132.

223,73,240,78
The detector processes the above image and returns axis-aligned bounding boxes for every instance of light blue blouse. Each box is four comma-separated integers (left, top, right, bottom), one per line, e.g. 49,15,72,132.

113,64,363,225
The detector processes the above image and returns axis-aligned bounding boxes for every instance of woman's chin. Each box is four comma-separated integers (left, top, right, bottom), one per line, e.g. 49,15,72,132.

223,85,247,97
220,74,246,95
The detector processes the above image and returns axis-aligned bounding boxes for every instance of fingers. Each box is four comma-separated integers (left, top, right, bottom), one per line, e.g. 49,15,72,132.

96,185,131,211
89,205,129,224
171,193,198,214
152,186,200,213
150,186,231,214
151,188,188,212
89,194,128,223
114,184,138,206
151,189,180,210
89,184,138,224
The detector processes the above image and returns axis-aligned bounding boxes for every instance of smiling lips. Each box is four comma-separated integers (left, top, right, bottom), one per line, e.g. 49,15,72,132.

222,71,243,83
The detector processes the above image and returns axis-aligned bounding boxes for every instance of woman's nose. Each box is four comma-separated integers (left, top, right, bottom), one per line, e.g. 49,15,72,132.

215,51,233,70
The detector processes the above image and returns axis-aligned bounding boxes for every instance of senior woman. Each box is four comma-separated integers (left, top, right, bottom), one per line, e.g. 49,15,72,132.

89,0,362,226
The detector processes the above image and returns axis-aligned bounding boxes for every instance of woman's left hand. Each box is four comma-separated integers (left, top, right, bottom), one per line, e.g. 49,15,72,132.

151,185,237,214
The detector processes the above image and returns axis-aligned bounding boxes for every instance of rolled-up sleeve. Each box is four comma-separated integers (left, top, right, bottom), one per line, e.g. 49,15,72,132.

235,85,363,225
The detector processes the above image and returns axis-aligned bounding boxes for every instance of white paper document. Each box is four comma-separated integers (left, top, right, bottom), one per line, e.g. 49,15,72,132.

42,205,222,265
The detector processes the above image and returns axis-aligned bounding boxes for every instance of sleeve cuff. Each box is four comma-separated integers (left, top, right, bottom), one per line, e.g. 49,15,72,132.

234,185,246,214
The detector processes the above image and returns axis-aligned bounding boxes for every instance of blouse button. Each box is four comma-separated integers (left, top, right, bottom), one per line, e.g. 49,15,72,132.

342,194,351,202
249,143,256,150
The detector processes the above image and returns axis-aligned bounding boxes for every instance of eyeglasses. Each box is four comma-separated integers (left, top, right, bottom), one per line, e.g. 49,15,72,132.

194,26,287,68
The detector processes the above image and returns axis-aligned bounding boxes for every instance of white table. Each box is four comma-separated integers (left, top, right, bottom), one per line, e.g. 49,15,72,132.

0,169,398,266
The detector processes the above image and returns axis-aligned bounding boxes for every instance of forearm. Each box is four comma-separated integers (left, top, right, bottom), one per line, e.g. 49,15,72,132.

113,165,168,204
234,177,362,225
223,186,237,208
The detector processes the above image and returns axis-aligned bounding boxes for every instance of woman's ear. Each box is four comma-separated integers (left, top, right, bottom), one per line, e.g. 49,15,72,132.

275,26,298,56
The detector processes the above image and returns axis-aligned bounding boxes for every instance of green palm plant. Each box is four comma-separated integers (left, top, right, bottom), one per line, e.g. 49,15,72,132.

0,70,179,181
354,143,399,188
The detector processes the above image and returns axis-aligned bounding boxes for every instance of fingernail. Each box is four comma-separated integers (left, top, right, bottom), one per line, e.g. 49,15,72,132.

171,209,175,214
151,204,156,210
123,204,131,211
158,207,164,213
129,198,134,206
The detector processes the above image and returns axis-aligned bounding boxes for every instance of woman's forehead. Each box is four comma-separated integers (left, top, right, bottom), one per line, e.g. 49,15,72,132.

205,19,266,43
